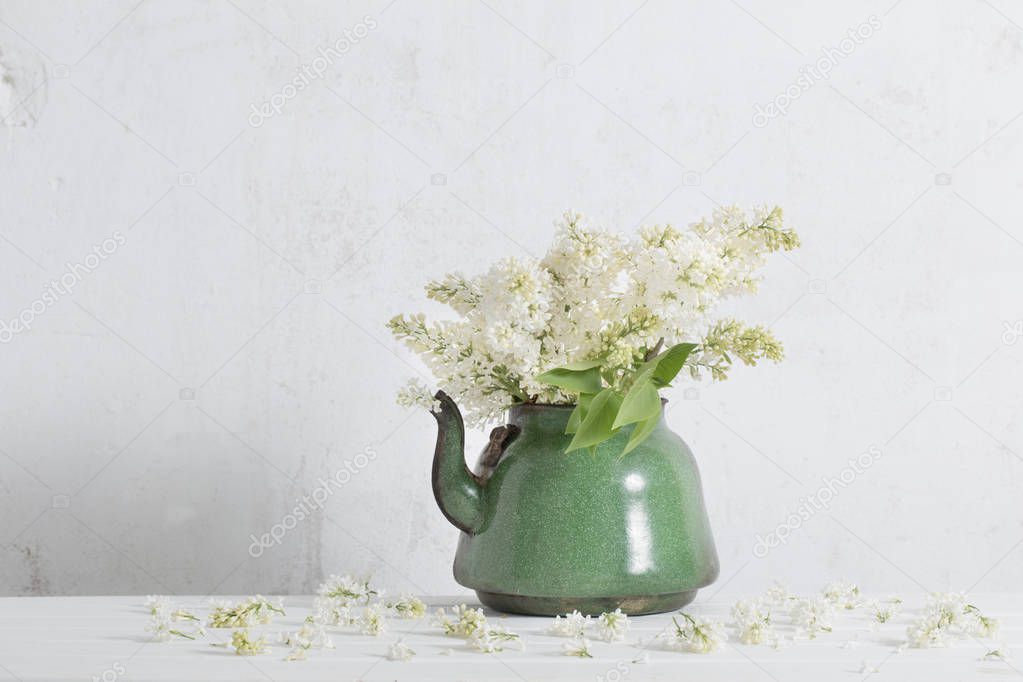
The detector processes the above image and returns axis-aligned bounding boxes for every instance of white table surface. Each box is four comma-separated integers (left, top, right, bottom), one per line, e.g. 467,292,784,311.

0,594,1019,681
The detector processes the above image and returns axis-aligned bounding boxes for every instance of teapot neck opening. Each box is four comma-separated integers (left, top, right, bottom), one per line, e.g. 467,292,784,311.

507,402,575,431
506,400,667,430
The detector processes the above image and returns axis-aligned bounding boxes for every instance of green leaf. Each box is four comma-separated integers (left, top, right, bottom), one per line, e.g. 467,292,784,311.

565,393,594,435
649,343,698,387
621,414,660,455
612,378,661,429
566,388,623,453
536,364,603,394
560,359,603,371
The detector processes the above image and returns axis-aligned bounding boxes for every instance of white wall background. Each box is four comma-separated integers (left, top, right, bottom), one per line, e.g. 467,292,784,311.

1,0,1022,600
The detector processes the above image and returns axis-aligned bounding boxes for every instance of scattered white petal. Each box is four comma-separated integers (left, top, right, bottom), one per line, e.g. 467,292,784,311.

549,610,591,638
562,637,593,658
387,640,415,662
981,648,1011,662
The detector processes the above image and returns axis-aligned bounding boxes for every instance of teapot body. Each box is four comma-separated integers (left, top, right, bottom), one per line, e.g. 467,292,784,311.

437,400,718,616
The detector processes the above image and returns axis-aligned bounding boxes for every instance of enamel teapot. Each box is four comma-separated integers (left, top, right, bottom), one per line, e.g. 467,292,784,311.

431,391,719,616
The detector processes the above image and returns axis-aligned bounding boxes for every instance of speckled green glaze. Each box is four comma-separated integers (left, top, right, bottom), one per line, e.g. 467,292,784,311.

431,392,719,616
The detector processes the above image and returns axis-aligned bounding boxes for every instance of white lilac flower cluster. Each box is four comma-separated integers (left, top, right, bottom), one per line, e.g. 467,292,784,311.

789,596,835,639
548,609,591,637
144,595,205,642
548,608,631,656
821,580,862,609
660,613,727,653
866,597,901,627
434,604,522,653
596,609,631,642
316,574,377,608
230,629,267,655
280,622,334,661
207,596,284,629
387,594,428,620
731,597,778,646
906,592,999,648
390,207,799,427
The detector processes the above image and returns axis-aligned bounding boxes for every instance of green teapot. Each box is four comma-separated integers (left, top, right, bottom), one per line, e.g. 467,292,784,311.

431,390,719,616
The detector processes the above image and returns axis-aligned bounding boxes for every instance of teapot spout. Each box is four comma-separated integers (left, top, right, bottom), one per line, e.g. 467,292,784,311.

431,391,486,535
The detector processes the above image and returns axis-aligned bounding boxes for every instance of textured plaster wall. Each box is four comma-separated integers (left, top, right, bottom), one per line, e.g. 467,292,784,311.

1,0,1022,597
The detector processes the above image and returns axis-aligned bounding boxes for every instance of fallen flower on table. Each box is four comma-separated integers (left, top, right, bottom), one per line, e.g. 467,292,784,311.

281,622,334,661
145,596,205,642
595,608,630,642
548,610,591,637
208,596,284,628
387,594,427,619
790,596,835,639
866,599,899,626
312,574,377,629
435,604,487,638
562,637,593,658
387,639,416,661
906,593,999,648
311,596,354,626
965,604,999,638
469,624,522,653
660,612,726,653
821,581,861,610
144,595,169,616
231,629,267,655
317,574,377,605
762,582,795,607
731,598,776,646
359,604,387,636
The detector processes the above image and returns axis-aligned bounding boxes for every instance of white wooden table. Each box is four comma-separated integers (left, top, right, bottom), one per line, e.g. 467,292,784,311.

0,595,1019,681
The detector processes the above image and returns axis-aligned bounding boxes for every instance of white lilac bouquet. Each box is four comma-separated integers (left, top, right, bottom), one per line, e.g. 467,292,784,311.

389,207,799,454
